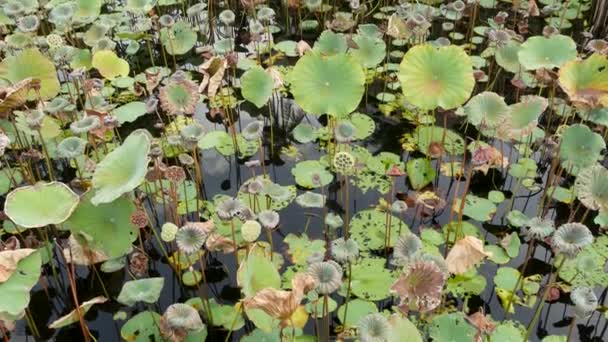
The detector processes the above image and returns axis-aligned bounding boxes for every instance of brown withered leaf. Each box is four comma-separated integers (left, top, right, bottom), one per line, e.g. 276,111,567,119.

198,57,227,98
0,78,33,118
243,273,315,326
205,232,236,254
296,40,312,57
446,236,492,275
0,248,36,282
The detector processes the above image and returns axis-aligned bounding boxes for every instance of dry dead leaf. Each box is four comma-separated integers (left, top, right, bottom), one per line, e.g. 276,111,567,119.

0,248,36,282
446,236,492,275
297,40,312,57
198,57,227,98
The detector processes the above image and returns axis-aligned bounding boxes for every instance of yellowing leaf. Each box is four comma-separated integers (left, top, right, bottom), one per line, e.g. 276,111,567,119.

92,51,130,80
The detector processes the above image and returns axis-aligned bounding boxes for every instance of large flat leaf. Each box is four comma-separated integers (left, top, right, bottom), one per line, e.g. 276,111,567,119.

0,49,60,100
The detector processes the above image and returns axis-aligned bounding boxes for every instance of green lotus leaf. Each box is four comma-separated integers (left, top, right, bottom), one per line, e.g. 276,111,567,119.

498,95,548,139
0,49,60,100
117,277,164,306
306,295,337,319
496,40,522,73
349,209,408,251
336,299,377,327
241,66,273,108
313,30,348,56
0,250,41,316
49,296,108,329
489,321,526,341
91,131,151,205
290,53,365,117
559,53,608,108
517,35,577,70
579,107,608,127
198,131,230,150
559,124,605,168
446,269,487,296
291,160,333,188
112,101,148,124
121,311,162,342
429,312,476,342
92,50,130,80
413,126,465,156
160,21,197,55
462,91,509,128
74,0,102,21
293,122,317,143
398,44,475,110
62,192,138,258
5,182,79,228
126,0,158,12
452,195,496,222
387,314,422,342
350,34,387,68
192,298,245,331
350,257,396,301
273,40,298,57
0,169,22,196
351,113,375,140
502,232,521,258
407,158,436,190
284,233,326,265
237,244,281,297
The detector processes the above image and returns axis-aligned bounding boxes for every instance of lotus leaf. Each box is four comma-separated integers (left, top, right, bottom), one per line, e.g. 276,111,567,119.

349,209,407,251
387,314,423,342
291,160,333,188
407,158,436,190
0,49,60,100
120,311,162,342
160,21,197,55
452,195,497,222
49,296,107,329
350,112,375,140
559,53,608,108
5,182,79,228
293,122,317,143
117,277,164,306
398,44,475,110
74,0,102,20
92,50,130,80
559,124,605,168
63,192,138,258
313,30,348,55
112,101,148,124
496,40,522,73
429,312,476,342
290,53,365,117
237,244,281,297
350,257,396,301
499,95,548,139
350,34,387,68
518,35,577,70
490,321,526,341
413,126,465,156
91,131,151,205
241,66,273,108
0,250,41,316
336,298,377,327
446,269,487,296
462,91,509,128
284,234,326,265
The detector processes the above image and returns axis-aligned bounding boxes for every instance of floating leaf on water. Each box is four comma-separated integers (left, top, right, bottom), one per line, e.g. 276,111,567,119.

407,158,436,190
117,277,164,306
452,195,497,222
350,257,396,301
349,209,407,251
336,298,377,327
121,311,162,342
429,312,477,342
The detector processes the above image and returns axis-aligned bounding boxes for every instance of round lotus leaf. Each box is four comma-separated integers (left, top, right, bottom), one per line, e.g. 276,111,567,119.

350,34,386,68
349,209,408,251
398,44,475,110
489,321,525,341
160,21,196,55
486,245,511,264
496,40,522,73
290,53,365,118
284,233,326,266
5,182,79,228
117,277,164,306
92,50,130,80
293,122,317,143
291,160,333,188
0,169,23,196
112,101,148,124
559,53,608,108
0,49,60,100
462,91,509,128
574,164,608,211
413,126,465,156
0,250,41,316
518,35,577,70
336,298,377,327
91,131,151,205
387,314,422,342
62,192,138,258
313,30,348,55
559,124,605,168
452,194,496,222
429,312,476,342
503,95,548,135
241,66,273,108
488,190,505,203
350,257,397,301
121,311,162,342
351,113,375,140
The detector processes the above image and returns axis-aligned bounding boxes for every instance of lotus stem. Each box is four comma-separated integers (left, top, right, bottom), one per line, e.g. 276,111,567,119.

525,256,566,340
